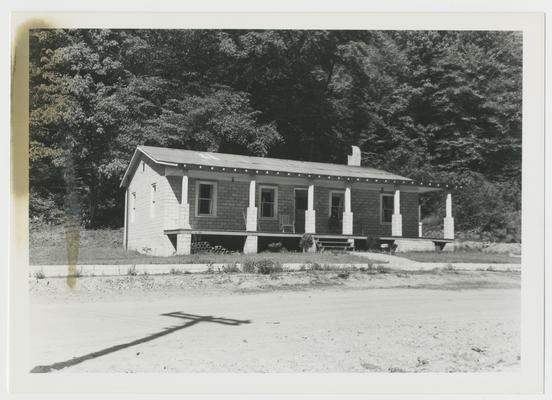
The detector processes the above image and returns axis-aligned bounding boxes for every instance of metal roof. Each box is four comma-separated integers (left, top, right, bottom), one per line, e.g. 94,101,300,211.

121,146,457,191
140,145,411,180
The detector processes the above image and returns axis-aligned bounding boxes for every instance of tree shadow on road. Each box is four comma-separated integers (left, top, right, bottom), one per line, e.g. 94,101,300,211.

31,312,251,373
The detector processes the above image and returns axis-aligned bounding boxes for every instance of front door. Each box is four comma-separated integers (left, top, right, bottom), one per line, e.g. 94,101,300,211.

329,191,345,233
294,189,308,233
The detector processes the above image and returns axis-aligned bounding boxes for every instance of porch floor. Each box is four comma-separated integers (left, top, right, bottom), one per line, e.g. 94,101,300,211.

164,228,449,242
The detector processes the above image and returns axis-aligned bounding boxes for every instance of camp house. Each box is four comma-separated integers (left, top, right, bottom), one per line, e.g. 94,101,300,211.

121,146,456,256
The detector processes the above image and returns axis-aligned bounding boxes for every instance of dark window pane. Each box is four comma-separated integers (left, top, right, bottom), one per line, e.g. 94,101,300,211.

199,199,212,214
261,189,274,202
200,184,212,199
331,194,343,207
383,196,393,208
261,203,273,218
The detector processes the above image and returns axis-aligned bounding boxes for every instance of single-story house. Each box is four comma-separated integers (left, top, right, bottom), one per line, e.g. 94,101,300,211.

120,145,456,256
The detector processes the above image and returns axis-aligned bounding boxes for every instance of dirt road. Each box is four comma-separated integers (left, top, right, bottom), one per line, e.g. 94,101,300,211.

30,273,520,373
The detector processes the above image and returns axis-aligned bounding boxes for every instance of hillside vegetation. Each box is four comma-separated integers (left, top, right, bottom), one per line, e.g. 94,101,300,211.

29,30,521,241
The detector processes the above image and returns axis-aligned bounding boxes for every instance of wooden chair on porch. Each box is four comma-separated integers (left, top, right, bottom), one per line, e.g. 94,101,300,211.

279,214,295,233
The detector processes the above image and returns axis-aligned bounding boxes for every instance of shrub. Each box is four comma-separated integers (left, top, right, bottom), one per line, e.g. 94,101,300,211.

256,259,283,275
241,259,283,274
222,263,240,273
299,233,315,252
33,269,46,279
267,242,283,252
375,265,389,274
365,235,381,251
242,259,257,273
444,263,456,272
127,265,137,276
169,267,183,275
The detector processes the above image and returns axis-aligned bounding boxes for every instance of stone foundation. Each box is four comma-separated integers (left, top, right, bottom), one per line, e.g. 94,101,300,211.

176,233,191,255
243,235,258,254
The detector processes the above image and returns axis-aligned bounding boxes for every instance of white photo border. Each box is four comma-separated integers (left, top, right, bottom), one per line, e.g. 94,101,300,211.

9,11,545,395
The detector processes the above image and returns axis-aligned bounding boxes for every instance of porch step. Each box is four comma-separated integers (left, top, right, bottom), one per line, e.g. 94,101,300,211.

315,237,354,252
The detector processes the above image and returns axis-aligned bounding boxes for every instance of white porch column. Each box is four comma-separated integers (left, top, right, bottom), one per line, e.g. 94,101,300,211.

418,204,423,238
342,185,353,235
246,178,258,232
305,183,316,233
443,192,455,239
179,173,190,230
391,189,402,237
244,178,259,254
176,173,191,255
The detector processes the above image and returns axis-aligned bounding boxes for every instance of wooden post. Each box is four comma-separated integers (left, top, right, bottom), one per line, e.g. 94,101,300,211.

305,183,316,233
391,189,402,237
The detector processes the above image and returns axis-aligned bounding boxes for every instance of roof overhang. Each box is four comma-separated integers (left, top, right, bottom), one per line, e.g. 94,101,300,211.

120,146,461,192
119,146,178,188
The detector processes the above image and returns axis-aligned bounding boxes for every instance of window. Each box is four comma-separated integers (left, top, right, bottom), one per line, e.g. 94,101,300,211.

259,186,277,219
130,192,136,223
150,183,157,218
381,194,394,224
142,161,145,172
329,191,345,220
196,181,217,216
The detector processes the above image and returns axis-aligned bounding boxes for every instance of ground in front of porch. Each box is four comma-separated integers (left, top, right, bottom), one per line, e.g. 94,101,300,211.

30,226,521,265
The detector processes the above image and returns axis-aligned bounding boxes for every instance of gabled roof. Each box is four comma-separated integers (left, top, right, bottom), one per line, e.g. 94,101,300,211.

121,145,456,191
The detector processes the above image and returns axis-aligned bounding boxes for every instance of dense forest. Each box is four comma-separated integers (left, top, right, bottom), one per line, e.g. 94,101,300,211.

29,29,522,242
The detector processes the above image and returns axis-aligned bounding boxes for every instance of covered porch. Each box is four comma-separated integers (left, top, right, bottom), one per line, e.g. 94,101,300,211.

163,171,456,254
163,228,454,253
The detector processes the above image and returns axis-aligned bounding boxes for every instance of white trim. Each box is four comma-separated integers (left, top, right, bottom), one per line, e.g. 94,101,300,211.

328,190,345,218
258,184,278,220
123,188,128,249
139,146,179,167
380,193,394,225
120,146,178,188
195,180,218,217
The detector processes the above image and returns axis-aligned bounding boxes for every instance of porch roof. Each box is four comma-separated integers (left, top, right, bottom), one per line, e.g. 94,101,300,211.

121,145,459,191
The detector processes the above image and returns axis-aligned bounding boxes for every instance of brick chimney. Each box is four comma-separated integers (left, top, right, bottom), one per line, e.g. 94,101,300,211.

347,146,361,166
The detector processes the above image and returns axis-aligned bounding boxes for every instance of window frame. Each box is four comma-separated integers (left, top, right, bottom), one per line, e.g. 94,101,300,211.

380,193,395,225
328,190,345,221
195,180,218,217
258,185,278,220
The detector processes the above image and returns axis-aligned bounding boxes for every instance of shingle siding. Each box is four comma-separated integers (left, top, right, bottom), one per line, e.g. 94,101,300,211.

185,180,419,238
189,178,249,231
126,163,421,255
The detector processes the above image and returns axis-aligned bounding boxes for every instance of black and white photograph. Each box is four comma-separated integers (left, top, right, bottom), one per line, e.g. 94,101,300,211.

6,9,547,396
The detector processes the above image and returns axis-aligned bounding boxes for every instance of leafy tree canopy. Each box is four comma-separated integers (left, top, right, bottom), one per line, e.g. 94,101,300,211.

29,29,522,241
